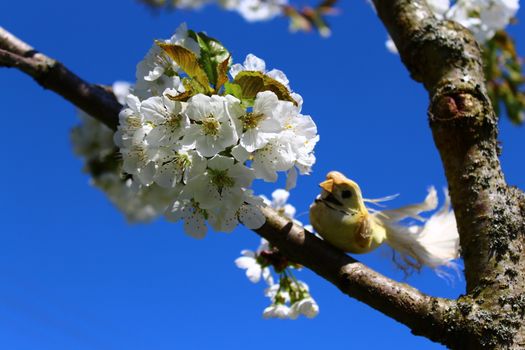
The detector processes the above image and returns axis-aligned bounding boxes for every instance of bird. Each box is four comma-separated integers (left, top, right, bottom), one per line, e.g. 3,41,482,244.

309,171,460,276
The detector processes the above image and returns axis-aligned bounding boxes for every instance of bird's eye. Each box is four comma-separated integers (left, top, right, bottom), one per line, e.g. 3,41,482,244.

341,190,352,199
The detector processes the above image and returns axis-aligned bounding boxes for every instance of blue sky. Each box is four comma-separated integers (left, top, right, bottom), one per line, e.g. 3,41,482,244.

1,1,524,349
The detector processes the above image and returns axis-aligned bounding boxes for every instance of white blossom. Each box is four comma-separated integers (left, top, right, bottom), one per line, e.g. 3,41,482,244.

71,112,115,161
238,191,267,229
448,0,520,43
251,133,297,182
121,141,156,186
182,94,242,157
235,250,272,284
235,238,273,284
277,102,319,177
275,101,317,140
143,0,288,22
260,189,296,219
384,0,520,51
263,278,319,319
97,175,177,223
142,92,190,148
236,0,287,22
71,82,176,223
289,297,319,319
153,148,207,188
237,91,282,152
262,304,291,319
112,81,133,105
184,155,254,210
166,199,208,238
207,202,240,233
115,95,159,186
230,53,266,78
428,0,450,18
113,94,146,149
285,166,298,190
264,283,290,302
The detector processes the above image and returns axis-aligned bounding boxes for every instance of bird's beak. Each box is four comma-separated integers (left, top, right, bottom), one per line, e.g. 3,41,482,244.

319,179,334,193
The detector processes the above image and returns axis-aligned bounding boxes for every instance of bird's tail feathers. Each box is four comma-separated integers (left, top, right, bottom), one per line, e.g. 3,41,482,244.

363,193,399,207
380,188,461,279
380,186,438,222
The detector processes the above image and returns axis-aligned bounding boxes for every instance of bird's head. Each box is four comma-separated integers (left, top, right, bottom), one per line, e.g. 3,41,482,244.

319,171,367,212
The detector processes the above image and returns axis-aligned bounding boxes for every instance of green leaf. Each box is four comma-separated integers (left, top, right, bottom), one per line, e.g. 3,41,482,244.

233,71,297,105
157,42,212,93
223,82,243,99
223,82,253,106
188,31,231,89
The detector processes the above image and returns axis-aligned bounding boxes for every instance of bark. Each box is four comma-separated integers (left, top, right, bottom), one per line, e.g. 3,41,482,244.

2,1,525,347
373,0,525,348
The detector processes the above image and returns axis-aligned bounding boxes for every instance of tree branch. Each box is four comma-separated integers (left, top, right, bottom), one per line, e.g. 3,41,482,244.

0,26,121,130
256,207,456,343
0,25,457,345
372,0,525,347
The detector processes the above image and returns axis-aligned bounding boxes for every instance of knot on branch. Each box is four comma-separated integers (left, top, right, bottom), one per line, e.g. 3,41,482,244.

428,73,496,131
431,92,485,121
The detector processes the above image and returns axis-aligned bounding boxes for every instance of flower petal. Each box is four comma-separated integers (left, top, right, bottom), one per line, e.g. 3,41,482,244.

238,203,266,229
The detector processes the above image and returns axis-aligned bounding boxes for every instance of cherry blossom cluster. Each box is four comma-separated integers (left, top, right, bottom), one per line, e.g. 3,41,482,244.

384,0,520,52
71,83,176,222
141,0,286,22
236,189,319,319
140,0,336,37
115,24,319,238
223,0,287,22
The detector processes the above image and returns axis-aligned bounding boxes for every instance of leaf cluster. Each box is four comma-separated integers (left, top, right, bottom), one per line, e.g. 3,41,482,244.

157,31,296,106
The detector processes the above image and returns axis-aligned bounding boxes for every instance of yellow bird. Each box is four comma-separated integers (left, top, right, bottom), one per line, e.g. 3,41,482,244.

309,171,460,274
309,171,387,254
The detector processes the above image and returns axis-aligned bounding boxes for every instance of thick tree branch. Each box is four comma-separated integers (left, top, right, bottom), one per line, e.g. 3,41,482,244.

0,27,121,130
373,0,525,347
0,26,457,344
